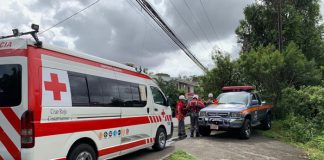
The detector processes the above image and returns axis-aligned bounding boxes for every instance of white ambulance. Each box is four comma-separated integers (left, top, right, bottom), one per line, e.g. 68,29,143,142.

0,38,173,160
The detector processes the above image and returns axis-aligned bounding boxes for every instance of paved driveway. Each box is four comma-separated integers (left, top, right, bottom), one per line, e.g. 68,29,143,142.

113,129,307,160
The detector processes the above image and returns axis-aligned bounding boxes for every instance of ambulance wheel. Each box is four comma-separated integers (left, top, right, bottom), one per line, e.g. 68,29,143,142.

153,127,166,151
239,119,251,139
68,143,96,160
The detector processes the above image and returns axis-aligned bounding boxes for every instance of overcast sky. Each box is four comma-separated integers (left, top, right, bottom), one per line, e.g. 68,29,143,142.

1,0,324,77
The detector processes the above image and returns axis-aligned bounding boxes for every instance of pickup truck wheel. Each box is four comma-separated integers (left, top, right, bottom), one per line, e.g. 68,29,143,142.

199,126,211,136
152,127,166,151
239,119,251,139
262,114,271,130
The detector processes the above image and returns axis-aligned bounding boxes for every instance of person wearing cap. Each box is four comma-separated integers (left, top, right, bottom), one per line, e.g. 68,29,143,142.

176,95,187,139
186,94,205,137
205,93,219,106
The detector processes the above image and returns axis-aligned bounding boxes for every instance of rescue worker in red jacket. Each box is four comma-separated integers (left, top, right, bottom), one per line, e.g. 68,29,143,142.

176,95,187,139
205,93,219,106
186,95,205,137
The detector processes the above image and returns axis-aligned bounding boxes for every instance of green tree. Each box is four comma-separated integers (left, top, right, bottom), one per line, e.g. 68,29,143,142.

200,49,241,97
238,45,285,103
236,0,324,66
154,77,184,107
238,43,321,105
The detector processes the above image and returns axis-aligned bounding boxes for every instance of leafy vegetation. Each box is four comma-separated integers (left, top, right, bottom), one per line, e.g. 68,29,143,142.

154,76,185,116
257,121,324,160
165,150,196,160
198,0,324,159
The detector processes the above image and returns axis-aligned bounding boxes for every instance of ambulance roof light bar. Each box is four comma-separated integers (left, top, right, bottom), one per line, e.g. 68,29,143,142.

0,24,42,47
222,86,256,92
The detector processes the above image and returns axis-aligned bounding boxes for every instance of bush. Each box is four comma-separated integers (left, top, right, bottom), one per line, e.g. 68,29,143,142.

309,133,324,152
278,86,324,121
281,115,318,143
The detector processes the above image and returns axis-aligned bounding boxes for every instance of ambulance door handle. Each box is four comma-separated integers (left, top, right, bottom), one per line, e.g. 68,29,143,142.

147,108,150,114
154,108,158,111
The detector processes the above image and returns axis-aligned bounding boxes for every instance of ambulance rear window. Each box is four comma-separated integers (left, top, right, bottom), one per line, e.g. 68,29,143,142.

0,64,21,107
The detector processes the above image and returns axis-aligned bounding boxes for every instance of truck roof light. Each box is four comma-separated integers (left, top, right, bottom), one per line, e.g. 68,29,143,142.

222,86,256,92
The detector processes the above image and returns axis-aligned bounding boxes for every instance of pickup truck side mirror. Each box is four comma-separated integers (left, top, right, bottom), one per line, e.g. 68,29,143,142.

251,100,259,106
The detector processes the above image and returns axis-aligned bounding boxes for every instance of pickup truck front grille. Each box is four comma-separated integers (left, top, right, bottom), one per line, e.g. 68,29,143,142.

207,112,229,118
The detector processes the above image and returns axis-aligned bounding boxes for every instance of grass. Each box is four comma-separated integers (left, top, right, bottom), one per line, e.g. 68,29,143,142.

256,121,324,160
165,150,196,160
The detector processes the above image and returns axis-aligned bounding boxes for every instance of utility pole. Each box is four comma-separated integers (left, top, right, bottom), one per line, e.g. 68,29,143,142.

136,0,208,73
277,0,283,52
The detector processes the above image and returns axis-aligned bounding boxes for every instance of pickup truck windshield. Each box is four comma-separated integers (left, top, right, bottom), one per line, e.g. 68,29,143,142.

217,92,249,105
0,64,21,107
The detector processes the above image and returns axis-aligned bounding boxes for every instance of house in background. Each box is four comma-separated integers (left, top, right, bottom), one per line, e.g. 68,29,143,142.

150,73,198,97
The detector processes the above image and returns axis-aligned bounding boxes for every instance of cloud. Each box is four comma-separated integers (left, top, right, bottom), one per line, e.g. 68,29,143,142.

0,0,254,75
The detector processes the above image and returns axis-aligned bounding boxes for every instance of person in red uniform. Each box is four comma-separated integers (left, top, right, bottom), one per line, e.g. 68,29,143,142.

205,93,219,106
186,95,205,137
176,95,187,139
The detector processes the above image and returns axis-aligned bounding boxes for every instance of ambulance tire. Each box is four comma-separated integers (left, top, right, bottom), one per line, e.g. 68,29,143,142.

239,119,251,139
68,143,97,160
152,127,167,151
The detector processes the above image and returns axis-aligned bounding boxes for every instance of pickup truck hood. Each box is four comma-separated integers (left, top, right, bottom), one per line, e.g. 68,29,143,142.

201,104,246,112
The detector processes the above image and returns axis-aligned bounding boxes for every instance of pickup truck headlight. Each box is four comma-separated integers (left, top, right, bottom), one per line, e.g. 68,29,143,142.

199,111,207,117
230,112,242,118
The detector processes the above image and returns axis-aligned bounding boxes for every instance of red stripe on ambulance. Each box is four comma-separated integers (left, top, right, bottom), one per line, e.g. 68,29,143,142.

0,108,20,133
35,116,150,137
99,139,147,157
0,127,21,160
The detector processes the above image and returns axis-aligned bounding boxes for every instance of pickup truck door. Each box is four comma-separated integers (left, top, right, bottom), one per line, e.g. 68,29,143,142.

249,94,260,123
255,93,265,120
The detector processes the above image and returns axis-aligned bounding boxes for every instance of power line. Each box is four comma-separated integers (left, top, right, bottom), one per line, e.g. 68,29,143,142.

169,0,210,51
39,0,100,34
126,0,177,49
136,0,208,73
198,0,220,42
182,0,215,49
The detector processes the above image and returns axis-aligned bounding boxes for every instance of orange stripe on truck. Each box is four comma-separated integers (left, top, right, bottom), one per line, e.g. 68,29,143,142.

240,104,272,114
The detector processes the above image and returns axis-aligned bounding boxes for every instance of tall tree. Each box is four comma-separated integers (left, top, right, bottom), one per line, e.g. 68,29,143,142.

200,49,242,96
236,0,324,66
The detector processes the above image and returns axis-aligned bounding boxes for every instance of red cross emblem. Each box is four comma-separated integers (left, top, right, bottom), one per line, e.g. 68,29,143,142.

44,73,67,101
161,109,165,118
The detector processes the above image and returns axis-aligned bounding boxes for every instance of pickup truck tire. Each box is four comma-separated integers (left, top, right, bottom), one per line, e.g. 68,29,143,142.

261,114,271,130
239,119,251,139
199,126,211,136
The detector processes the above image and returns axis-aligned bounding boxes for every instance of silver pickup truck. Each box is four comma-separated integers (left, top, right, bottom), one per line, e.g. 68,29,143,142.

198,86,272,139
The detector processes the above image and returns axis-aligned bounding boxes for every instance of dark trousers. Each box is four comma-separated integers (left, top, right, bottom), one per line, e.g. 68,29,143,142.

190,113,199,136
178,119,186,136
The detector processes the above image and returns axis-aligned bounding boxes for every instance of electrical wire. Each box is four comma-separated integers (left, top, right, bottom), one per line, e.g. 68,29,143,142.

169,0,210,51
39,0,100,34
126,0,177,49
136,0,207,72
198,0,220,42
182,0,216,49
